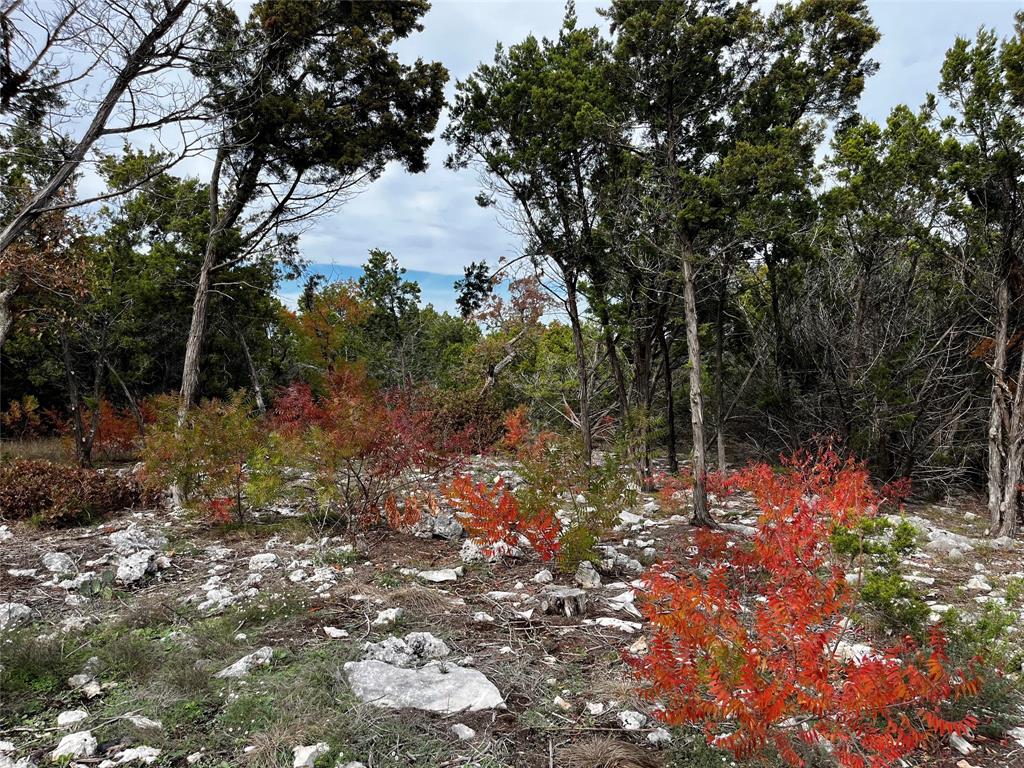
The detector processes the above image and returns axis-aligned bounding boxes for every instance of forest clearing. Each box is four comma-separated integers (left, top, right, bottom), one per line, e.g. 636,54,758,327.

1,1,1023,768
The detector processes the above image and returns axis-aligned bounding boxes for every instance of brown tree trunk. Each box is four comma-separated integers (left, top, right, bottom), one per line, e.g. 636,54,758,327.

681,238,712,527
0,282,16,350
715,272,727,470
238,330,266,414
998,336,1023,538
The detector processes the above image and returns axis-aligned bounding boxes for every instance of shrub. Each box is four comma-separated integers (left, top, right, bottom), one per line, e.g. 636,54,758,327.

630,448,977,768
274,367,469,531
444,474,561,560
0,395,65,438
0,459,150,526
832,516,930,636
143,392,283,524
940,603,1024,738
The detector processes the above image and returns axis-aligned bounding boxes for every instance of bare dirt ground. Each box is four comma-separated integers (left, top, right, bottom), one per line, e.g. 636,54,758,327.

1,465,1022,768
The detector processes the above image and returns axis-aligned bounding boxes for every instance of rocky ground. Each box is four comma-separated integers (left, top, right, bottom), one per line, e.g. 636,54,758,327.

1,459,1023,768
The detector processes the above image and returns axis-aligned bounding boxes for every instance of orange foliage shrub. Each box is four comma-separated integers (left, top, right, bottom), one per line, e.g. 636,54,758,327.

631,448,977,768
444,474,561,560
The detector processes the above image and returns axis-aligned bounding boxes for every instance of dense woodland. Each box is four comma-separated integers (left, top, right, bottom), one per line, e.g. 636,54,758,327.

2,2,1024,768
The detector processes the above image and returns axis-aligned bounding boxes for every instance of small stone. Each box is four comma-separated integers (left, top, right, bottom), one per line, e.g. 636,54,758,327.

618,710,646,731
949,733,975,755
105,745,161,765
585,702,605,716
450,723,476,741
43,552,76,576
214,646,273,678
471,612,495,624
57,709,88,728
323,626,349,639
417,568,459,583
292,742,329,768
186,752,204,765
372,608,404,626
574,561,602,588
0,602,31,631
532,569,553,584
647,727,672,746
51,730,96,761
248,553,279,572
123,715,162,730
553,695,573,711
965,575,991,592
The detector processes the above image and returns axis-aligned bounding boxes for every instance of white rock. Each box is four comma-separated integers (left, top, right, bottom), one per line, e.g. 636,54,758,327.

0,741,14,753
363,633,449,667
618,710,646,730
323,626,349,639
0,603,31,631
585,701,605,716
472,611,495,624
372,608,404,627
965,575,991,592
1007,726,1024,748
833,641,875,663
619,511,644,526
67,674,101,698
109,524,166,555
116,549,157,584
214,646,273,678
647,728,672,746
43,552,76,576
57,709,88,728
949,733,975,755
586,617,642,634
248,553,279,572
450,723,476,741
185,752,204,764
417,568,458,583
574,561,602,588
343,660,503,713
103,746,161,765
292,742,329,768
123,715,162,730
532,569,553,584
51,730,96,761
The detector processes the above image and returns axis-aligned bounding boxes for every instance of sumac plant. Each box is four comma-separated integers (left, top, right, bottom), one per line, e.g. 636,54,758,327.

631,448,978,768
273,367,469,531
444,474,561,561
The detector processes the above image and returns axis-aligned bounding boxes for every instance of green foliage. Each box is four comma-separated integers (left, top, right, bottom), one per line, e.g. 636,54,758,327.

143,392,283,523
832,516,930,635
0,458,151,526
940,604,1024,737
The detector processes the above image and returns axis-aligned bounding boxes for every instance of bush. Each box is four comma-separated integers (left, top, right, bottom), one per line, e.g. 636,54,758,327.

273,367,469,531
0,459,151,526
630,448,978,768
832,516,930,636
143,392,283,524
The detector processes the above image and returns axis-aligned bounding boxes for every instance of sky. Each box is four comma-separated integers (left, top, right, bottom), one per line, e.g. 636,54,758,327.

280,0,1022,313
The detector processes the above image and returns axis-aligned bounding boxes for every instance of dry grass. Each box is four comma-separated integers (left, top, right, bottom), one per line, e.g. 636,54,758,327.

0,437,72,463
558,737,663,768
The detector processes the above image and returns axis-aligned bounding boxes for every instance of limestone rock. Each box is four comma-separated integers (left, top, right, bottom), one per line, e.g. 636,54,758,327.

292,743,329,768
343,660,503,713
214,646,273,678
574,561,601,588
51,730,96,761
0,603,31,631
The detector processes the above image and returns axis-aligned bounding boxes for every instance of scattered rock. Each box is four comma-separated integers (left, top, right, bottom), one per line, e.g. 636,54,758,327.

248,553,279,572
116,549,157,585
343,660,503,713
372,608,404,626
647,728,672,746
292,743,329,768
532,569,553,584
618,710,646,731
363,632,449,667
472,611,495,624
100,746,161,766
57,709,88,729
110,524,166,555
123,715,162,730
949,733,976,755
50,730,96,761
67,673,102,699
450,723,476,741
0,603,31,631
323,626,349,639
214,646,273,678
42,552,76,576
574,561,601,588
965,575,991,592
418,568,459,583
585,702,605,716
586,617,642,633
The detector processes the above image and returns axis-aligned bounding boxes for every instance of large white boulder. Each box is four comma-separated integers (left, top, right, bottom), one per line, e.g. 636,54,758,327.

51,730,96,761
343,660,503,713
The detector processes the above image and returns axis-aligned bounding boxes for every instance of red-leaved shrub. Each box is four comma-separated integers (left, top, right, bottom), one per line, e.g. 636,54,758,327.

630,448,977,768
444,474,561,561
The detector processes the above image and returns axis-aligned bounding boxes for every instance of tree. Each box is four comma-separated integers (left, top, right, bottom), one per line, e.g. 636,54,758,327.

0,0,202,273
177,0,447,421
605,0,878,525
445,7,621,464
940,15,1024,537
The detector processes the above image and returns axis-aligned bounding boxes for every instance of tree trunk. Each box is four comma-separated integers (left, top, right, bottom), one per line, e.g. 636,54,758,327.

987,277,1010,532
681,238,712,527
997,335,1023,538
565,279,593,465
238,330,266,414
0,282,15,351
659,328,678,473
715,272,727,470
0,0,193,256
106,361,146,440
